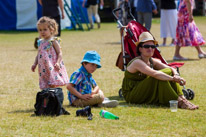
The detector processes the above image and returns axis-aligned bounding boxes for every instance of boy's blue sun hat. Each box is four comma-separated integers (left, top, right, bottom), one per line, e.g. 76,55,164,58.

81,51,101,68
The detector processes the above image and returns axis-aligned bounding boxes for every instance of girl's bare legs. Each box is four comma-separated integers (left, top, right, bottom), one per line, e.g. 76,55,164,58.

171,39,175,44
195,46,206,55
169,38,175,46
160,38,167,46
162,38,166,45
174,45,206,59
174,45,186,59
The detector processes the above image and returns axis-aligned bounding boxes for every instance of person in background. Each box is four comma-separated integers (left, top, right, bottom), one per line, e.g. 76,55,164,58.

38,0,64,36
117,0,132,26
67,51,118,107
136,0,158,31
31,17,69,90
34,0,65,49
82,0,104,29
173,0,206,60
160,0,177,46
122,32,199,110
116,0,133,44
129,0,138,21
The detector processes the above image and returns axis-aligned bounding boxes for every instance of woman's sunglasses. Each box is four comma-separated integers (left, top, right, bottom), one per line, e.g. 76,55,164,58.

141,45,156,49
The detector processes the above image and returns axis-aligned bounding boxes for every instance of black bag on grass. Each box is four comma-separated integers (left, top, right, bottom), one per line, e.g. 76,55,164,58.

34,88,70,116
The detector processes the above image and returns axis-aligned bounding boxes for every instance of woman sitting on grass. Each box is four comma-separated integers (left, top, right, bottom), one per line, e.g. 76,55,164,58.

122,32,199,110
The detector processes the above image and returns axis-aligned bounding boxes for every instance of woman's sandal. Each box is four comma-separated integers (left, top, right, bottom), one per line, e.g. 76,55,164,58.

183,98,199,109
178,99,198,110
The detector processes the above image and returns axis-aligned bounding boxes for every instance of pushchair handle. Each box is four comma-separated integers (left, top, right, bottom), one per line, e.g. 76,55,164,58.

112,7,136,28
112,7,136,21
112,8,122,21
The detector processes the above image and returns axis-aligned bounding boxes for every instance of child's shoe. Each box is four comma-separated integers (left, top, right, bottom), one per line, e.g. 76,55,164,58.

101,98,119,108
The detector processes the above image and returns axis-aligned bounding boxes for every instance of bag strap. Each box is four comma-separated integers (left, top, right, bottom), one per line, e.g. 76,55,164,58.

127,56,153,69
127,56,141,67
149,58,153,69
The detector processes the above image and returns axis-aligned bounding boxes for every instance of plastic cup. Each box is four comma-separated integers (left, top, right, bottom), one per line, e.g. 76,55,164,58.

169,100,178,112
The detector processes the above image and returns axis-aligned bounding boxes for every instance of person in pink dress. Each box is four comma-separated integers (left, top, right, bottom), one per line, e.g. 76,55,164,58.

173,0,206,60
31,16,69,90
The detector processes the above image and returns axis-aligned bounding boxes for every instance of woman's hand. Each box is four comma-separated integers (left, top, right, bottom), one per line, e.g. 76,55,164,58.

189,14,194,22
185,0,193,22
61,12,65,19
152,9,158,15
173,75,186,86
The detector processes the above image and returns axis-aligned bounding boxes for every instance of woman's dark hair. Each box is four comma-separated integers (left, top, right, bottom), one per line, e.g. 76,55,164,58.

136,42,143,56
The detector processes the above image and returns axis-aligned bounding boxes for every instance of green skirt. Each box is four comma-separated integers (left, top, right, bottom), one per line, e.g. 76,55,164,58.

122,68,183,105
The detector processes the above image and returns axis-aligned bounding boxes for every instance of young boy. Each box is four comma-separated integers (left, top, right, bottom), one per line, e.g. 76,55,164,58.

67,51,118,107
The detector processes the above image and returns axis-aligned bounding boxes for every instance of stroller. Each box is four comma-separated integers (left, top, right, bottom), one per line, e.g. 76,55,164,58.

112,8,195,100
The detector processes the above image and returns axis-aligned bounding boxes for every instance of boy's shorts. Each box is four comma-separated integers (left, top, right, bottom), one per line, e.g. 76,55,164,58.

72,93,104,107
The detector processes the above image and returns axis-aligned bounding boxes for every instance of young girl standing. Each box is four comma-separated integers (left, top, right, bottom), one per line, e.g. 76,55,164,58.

31,16,69,90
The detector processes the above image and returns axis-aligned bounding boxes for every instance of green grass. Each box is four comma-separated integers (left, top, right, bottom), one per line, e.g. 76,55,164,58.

0,17,206,136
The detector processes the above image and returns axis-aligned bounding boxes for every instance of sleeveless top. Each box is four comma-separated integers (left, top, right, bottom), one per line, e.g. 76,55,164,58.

160,0,176,9
42,0,59,17
122,57,153,84
87,0,99,5
127,56,153,67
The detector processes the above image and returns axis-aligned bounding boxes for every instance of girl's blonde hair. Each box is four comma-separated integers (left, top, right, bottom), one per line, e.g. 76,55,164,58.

37,16,58,36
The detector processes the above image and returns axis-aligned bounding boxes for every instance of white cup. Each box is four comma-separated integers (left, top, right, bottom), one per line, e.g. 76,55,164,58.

169,100,178,112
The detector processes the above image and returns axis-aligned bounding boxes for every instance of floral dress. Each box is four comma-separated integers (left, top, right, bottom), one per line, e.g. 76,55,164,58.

175,0,205,46
37,37,69,89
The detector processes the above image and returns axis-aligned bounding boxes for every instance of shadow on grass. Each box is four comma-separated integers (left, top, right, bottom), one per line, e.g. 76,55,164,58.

23,49,37,52
108,95,168,109
62,96,168,109
8,109,34,114
105,42,121,45
8,108,71,117
166,58,200,63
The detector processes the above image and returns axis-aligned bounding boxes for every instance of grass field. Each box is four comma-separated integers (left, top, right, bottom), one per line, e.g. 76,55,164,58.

0,17,206,136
